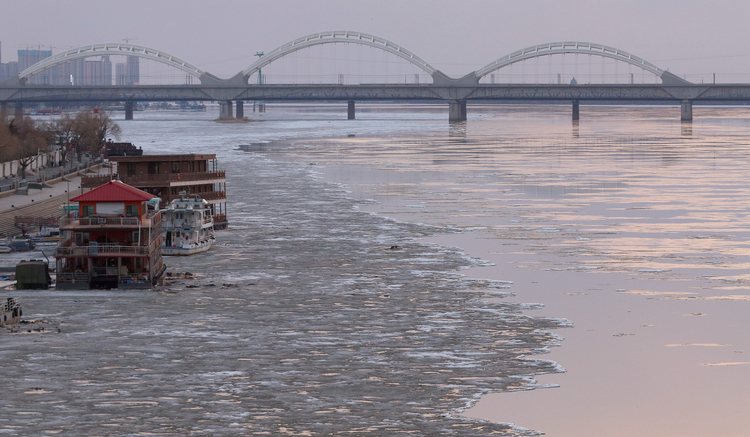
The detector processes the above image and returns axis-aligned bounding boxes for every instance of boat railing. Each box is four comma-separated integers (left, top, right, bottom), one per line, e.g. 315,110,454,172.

56,272,89,284
120,171,226,185
2,297,19,313
201,191,227,202
92,266,119,277
80,175,114,188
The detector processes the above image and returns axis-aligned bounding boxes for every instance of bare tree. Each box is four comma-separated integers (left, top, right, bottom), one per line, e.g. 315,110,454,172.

71,110,121,161
13,117,50,179
0,120,21,163
46,113,77,165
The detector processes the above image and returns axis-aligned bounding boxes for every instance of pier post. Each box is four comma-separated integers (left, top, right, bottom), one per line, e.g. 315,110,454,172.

449,100,467,122
572,100,580,121
220,101,234,119
236,101,244,119
14,102,23,120
0,102,7,119
124,101,134,120
681,100,693,122
347,100,355,120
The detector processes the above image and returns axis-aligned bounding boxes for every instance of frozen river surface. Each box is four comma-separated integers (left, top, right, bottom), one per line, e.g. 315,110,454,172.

3,104,750,436
2,107,566,436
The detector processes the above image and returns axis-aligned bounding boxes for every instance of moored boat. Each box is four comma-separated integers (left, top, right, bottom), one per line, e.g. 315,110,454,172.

162,192,215,256
1,297,22,326
29,225,61,245
0,238,36,252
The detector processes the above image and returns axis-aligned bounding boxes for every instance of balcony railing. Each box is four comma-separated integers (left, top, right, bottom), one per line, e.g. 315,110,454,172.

57,244,149,257
59,211,161,229
56,237,162,258
120,171,226,186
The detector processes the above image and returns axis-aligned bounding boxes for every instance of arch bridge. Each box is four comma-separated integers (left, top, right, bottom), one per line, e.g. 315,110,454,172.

1,32,744,123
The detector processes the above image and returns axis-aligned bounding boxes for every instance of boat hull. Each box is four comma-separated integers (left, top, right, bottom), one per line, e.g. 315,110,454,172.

162,239,214,256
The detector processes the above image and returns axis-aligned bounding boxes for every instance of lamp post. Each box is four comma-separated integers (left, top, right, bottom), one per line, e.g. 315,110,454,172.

255,52,265,113
255,52,264,85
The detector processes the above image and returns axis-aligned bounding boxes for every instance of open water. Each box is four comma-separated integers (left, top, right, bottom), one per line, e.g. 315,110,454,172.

2,104,750,436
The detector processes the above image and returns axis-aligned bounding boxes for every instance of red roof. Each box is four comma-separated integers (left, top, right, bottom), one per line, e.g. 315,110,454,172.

71,180,155,203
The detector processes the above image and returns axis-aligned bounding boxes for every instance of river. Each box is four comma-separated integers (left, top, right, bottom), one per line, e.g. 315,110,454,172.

3,104,749,436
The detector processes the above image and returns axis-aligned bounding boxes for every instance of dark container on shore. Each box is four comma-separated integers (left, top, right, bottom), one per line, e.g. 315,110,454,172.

16,260,51,290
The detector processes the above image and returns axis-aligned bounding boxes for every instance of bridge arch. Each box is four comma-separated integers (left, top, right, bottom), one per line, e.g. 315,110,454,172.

17,43,209,85
475,42,688,85
241,30,437,83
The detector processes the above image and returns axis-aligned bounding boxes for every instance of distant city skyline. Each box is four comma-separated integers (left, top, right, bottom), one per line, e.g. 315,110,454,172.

0,45,139,85
1,1,750,82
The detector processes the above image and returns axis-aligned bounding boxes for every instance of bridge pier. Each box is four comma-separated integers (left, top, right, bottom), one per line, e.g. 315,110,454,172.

124,101,134,120
572,100,580,121
348,100,355,120
236,101,244,119
449,100,467,122
220,100,234,119
681,100,693,122
14,102,23,120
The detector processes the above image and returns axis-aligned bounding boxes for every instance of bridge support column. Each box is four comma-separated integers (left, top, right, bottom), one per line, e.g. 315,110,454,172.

572,100,580,121
220,100,234,119
236,101,244,119
0,102,7,119
347,100,355,120
14,102,23,120
681,100,693,122
449,100,467,122
124,101,134,120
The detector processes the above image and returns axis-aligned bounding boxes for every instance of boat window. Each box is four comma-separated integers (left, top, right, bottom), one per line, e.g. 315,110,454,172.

125,204,139,217
127,163,136,176
172,163,180,173
147,162,160,175
75,232,89,246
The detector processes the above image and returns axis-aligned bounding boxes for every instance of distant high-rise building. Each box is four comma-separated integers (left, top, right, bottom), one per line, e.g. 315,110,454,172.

115,63,126,86
126,56,139,85
18,48,54,84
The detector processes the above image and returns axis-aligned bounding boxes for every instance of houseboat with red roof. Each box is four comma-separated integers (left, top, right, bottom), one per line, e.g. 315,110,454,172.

55,180,166,289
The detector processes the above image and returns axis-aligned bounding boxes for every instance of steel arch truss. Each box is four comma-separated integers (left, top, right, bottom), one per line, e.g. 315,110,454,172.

18,43,206,84
241,31,437,81
476,42,667,81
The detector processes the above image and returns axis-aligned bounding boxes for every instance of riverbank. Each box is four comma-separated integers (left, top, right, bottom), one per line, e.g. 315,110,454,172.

0,164,108,236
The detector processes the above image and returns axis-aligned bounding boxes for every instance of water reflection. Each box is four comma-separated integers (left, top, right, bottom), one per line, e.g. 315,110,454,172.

284,105,750,437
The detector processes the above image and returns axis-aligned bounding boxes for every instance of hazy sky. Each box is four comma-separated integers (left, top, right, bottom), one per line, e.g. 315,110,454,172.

2,0,750,79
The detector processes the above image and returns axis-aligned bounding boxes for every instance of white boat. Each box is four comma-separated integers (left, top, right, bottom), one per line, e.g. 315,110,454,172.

162,192,215,256
29,225,61,245
1,297,22,326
